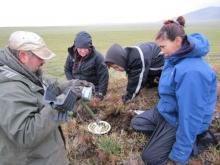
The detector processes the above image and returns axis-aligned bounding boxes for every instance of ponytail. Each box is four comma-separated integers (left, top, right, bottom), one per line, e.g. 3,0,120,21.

156,16,186,41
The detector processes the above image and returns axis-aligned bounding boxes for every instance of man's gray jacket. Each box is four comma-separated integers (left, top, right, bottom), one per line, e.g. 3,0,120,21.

0,48,69,165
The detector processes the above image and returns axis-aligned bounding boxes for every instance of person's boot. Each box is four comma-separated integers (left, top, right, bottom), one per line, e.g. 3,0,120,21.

192,130,218,155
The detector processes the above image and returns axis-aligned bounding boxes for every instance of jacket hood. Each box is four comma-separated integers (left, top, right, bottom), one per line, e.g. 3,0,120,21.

105,43,127,68
68,31,93,55
74,31,93,48
167,33,209,64
188,33,210,58
0,48,43,86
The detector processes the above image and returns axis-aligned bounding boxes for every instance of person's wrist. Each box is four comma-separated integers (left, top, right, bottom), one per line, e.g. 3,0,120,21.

95,92,104,100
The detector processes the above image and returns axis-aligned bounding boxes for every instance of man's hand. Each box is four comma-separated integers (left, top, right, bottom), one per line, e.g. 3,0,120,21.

69,79,95,89
44,87,78,111
58,79,95,97
53,89,78,111
44,87,79,121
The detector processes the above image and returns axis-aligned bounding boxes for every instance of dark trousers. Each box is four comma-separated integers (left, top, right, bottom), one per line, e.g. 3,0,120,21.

131,108,176,165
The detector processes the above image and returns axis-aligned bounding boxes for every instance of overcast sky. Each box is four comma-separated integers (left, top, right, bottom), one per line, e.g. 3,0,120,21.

1,0,220,27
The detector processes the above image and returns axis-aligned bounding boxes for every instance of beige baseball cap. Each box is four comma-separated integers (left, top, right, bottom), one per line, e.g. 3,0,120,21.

7,31,56,60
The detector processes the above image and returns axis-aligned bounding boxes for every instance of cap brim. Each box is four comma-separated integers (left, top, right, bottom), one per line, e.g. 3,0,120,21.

32,46,56,60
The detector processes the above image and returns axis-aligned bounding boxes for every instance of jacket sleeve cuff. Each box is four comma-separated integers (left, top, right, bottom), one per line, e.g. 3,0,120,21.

168,147,191,165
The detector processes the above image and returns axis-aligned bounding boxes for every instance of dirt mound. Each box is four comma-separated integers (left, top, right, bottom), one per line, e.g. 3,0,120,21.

100,108,135,133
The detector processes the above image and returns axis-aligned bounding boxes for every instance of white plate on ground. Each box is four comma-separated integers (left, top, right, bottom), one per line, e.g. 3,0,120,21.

134,110,145,115
88,121,111,135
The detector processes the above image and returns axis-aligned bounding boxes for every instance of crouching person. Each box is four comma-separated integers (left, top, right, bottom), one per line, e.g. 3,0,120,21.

131,16,218,165
64,31,109,104
0,31,94,165
105,42,164,104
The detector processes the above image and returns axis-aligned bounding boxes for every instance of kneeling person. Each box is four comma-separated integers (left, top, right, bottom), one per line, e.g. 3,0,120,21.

64,31,109,103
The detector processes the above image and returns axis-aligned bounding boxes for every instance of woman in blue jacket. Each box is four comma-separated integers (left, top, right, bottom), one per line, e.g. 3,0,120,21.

131,16,217,165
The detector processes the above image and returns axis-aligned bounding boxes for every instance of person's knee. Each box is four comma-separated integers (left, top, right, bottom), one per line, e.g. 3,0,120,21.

131,114,154,133
131,117,139,129
131,115,147,130
141,148,152,164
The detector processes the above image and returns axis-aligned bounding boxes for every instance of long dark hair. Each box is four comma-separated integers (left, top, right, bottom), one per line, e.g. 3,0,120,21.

156,16,186,41
72,47,92,70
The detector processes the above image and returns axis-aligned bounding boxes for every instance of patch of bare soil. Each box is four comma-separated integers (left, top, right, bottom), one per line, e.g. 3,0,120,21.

101,108,135,133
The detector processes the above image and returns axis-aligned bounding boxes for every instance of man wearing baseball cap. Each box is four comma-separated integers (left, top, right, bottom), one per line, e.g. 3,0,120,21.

0,31,94,164
8,31,56,60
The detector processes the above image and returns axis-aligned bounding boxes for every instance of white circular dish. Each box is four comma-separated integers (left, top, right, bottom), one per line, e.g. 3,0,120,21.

88,121,111,135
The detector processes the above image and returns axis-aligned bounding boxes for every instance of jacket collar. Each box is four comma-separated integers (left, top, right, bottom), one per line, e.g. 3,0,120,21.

0,48,43,88
166,36,195,65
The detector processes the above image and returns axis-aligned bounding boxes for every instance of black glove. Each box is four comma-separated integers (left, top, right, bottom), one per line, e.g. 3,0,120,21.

122,93,132,103
44,85,78,112
53,89,77,112
192,130,218,156
44,84,60,98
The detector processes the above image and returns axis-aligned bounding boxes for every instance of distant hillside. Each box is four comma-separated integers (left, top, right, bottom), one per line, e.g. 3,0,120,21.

184,6,220,23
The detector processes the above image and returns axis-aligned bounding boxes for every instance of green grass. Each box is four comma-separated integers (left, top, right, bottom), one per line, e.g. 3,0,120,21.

0,22,219,79
97,135,121,157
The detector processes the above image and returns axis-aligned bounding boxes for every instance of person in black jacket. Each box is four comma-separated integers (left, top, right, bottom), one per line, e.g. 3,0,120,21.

105,42,164,103
64,31,109,101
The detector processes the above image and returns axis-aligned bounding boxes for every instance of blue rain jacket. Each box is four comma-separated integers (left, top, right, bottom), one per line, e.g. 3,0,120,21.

157,33,217,164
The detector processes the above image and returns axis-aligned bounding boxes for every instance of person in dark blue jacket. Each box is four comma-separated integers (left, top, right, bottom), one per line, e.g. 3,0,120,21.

64,31,109,102
105,42,164,103
131,16,218,165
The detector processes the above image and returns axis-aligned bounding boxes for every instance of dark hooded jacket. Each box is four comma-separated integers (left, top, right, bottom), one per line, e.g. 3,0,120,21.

64,32,109,98
105,42,164,102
